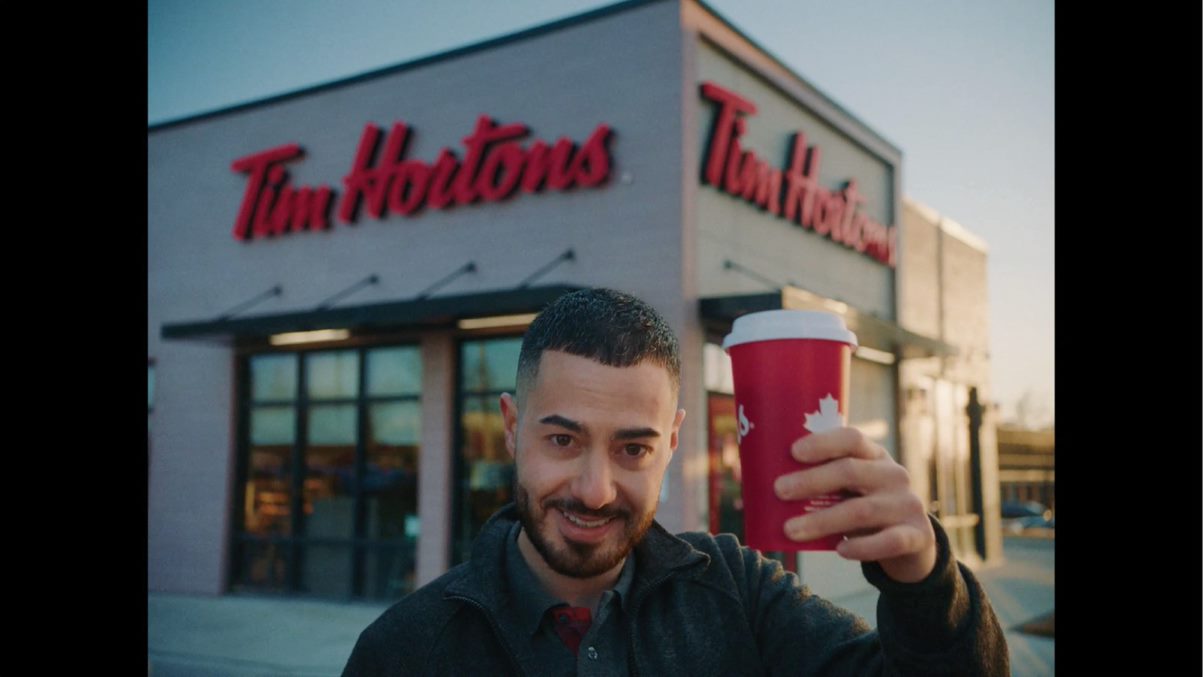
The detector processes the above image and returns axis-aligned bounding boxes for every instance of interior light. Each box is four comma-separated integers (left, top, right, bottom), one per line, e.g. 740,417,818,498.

269,329,350,346
457,313,538,330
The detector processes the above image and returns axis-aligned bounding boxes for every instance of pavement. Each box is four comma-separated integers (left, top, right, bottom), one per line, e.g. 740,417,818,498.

148,535,1054,676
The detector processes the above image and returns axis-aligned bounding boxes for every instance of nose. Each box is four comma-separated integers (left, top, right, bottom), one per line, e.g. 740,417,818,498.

571,450,618,510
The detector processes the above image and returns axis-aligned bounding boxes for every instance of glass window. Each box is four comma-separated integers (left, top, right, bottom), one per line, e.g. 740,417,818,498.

707,369,796,573
370,401,421,447
453,337,521,565
461,339,520,392
251,407,296,446
252,354,297,401
707,393,744,540
367,346,422,396
361,544,416,599
308,404,357,445
365,400,420,546
306,350,359,399
247,406,295,536
304,404,357,540
245,444,293,536
232,540,288,592
232,344,421,601
299,544,353,598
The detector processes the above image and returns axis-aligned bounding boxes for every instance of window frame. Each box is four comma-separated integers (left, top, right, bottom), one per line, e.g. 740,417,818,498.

228,340,423,600
449,333,524,566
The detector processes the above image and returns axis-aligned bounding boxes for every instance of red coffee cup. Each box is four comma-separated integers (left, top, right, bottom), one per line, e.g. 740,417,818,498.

722,310,858,552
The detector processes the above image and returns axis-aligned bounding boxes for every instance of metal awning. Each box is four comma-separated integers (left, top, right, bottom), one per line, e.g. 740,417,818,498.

161,284,582,344
699,286,957,359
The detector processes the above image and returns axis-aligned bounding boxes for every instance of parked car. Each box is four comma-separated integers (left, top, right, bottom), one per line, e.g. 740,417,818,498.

1005,514,1055,535
1001,500,1051,520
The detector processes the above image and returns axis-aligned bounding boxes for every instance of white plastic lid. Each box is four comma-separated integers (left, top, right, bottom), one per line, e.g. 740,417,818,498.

721,309,858,351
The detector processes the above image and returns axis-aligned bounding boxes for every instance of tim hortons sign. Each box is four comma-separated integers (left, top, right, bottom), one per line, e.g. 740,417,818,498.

229,116,614,241
699,81,896,267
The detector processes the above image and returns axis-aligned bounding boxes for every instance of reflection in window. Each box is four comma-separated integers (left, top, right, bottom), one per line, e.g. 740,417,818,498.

365,401,420,541
708,387,795,573
251,354,297,401
251,407,295,445
299,544,353,598
306,350,359,399
367,347,422,396
304,404,356,540
247,381,297,537
233,345,421,600
707,394,744,540
454,337,522,565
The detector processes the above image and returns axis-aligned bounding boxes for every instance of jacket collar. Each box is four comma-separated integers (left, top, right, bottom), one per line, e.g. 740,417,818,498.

442,503,711,675
445,502,710,612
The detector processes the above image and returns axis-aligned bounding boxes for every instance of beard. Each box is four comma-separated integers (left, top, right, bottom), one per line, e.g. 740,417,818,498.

514,476,656,579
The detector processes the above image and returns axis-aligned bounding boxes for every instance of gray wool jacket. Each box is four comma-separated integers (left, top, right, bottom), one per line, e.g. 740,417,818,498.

341,504,1008,676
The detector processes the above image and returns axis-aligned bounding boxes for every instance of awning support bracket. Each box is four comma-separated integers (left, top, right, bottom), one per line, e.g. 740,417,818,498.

518,249,574,288
217,284,282,320
316,274,379,310
723,258,794,291
415,262,477,300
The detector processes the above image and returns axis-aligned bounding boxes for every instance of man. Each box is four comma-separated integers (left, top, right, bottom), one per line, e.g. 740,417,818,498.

342,288,1008,675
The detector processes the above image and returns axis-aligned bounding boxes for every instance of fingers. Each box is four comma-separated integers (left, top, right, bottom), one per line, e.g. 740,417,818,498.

783,490,927,543
791,427,884,464
774,456,910,501
834,523,934,565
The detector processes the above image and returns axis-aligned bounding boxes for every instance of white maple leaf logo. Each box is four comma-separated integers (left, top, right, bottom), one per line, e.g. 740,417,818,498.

803,394,843,434
737,404,754,441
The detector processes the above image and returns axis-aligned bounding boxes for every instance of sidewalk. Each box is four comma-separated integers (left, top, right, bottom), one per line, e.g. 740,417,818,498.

148,594,390,677
975,537,1055,676
826,535,1055,676
148,536,1053,676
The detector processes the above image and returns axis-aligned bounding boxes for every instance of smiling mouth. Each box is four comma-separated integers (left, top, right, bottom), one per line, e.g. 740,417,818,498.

559,510,616,528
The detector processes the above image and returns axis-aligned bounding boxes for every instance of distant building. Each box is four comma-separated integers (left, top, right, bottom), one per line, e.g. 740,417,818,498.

896,198,1003,567
996,425,1055,512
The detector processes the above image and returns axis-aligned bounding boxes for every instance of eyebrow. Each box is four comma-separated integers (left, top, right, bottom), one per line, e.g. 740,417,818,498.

613,427,661,441
538,414,585,434
536,415,660,441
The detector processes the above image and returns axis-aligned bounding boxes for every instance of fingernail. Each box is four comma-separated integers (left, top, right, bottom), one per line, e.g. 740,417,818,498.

834,540,850,558
773,477,790,498
793,438,813,461
784,516,809,540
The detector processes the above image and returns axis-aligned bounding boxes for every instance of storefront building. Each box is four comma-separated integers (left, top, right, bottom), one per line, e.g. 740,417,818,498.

148,0,1000,603
896,197,1003,569
996,425,1055,513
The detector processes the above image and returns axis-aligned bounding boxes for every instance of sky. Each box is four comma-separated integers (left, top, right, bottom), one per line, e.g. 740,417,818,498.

147,0,1054,428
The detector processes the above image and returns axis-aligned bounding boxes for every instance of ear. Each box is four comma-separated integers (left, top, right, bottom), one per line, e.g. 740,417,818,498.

668,408,686,454
499,392,519,459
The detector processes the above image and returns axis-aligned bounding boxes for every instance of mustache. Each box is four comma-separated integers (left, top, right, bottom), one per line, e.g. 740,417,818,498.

543,497,629,521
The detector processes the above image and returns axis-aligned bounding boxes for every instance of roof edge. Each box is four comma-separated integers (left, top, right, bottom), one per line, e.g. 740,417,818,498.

690,0,902,158
903,196,989,254
149,0,668,132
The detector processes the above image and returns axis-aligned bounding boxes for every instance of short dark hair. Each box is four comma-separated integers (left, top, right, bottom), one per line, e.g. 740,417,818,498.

516,288,680,399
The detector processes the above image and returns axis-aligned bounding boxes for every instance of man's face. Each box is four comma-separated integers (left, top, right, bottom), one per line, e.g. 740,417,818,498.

500,350,685,579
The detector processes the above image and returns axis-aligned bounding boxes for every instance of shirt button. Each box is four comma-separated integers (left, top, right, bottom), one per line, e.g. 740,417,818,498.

587,647,598,660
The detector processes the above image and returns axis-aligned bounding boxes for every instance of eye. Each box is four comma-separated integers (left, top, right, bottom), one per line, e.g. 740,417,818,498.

621,444,649,458
550,434,574,448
